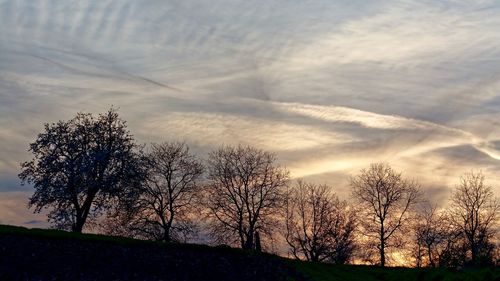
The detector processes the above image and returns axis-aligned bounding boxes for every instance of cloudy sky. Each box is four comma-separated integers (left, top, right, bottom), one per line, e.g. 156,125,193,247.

1,0,500,227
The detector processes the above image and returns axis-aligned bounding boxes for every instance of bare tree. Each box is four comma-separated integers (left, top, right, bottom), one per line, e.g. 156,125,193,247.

435,213,467,268
449,171,499,266
106,142,204,242
284,180,357,264
205,145,289,250
412,204,449,267
350,163,421,267
19,108,144,233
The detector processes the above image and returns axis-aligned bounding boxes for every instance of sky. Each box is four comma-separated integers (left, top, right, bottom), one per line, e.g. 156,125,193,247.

1,0,500,228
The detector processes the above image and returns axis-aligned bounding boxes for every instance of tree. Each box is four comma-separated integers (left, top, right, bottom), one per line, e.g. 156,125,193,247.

205,145,289,250
19,108,143,233
412,204,449,267
107,142,204,242
435,213,467,268
284,180,357,264
449,171,499,266
350,163,421,266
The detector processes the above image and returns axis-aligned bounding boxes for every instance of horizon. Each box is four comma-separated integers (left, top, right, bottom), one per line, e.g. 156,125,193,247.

1,0,500,229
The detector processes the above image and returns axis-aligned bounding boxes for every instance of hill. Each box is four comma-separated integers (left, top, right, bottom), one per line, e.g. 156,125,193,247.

0,224,498,281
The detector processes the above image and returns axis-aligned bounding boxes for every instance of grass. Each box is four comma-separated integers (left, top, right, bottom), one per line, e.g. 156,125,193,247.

289,259,500,281
0,224,264,256
1,224,499,281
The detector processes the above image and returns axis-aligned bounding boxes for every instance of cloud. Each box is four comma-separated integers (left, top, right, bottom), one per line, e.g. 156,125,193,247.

140,111,356,152
0,192,47,227
1,0,500,226
274,101,443,130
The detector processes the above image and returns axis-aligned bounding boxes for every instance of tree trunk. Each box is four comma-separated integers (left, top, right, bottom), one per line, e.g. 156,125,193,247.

243,235,253,250
380,225,386,267
427,245,435,267
164,209,174,242
163,226,171,242
243,231,254,250
254,231,262,252
415,244,422,268
72,189,98,233
380,244,386,267
72,218,84,233
471,243,477,265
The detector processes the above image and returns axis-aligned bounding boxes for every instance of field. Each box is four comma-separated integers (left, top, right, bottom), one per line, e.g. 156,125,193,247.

0,224,498,281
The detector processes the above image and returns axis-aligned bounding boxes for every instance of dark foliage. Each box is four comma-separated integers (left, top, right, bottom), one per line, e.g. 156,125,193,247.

19,108,144,232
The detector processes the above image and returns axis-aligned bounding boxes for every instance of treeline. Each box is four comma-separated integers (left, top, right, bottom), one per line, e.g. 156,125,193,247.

19,108,499,267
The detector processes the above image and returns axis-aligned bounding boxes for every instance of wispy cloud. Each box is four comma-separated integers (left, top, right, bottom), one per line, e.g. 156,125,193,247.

1,0,500,225
0,192,47,227
140,111,356,151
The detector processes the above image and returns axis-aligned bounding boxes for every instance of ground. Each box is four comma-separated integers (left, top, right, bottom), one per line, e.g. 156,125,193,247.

0,225,498,281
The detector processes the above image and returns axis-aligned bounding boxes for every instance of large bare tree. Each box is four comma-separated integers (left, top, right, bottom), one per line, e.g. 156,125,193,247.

350,163,421,266
449,171,499,266
19,108,144,233
106,142,204,242
205,145,289,250
284,180,357,264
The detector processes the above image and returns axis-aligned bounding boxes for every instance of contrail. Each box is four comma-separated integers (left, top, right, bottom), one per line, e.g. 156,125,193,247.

27,53,183,92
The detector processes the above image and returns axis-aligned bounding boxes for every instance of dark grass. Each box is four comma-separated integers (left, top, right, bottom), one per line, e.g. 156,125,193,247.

288,258,500,281
0,224,244,254
0,224,303,281
1,224,499,281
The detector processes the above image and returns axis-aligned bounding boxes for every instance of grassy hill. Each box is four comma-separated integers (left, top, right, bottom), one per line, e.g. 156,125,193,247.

0,224,498,281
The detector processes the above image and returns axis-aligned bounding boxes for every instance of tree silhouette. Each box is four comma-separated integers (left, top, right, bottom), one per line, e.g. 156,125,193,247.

449,171,499,266
19,108,143,232
412,204,450,267
350,163,421,267
205,145,289,250
284,180,357,264
106,142,204,242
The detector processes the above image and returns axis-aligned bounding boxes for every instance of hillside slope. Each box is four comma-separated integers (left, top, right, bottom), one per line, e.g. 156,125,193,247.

0,225,499,281
0,225,306,281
